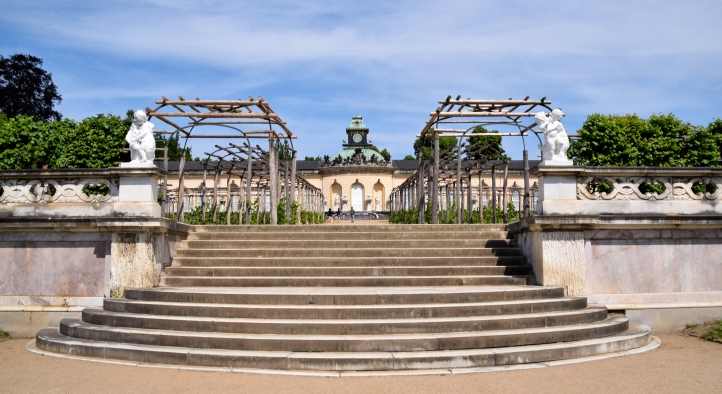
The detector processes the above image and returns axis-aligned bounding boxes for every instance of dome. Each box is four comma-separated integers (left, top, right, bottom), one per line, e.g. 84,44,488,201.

337,147,385,161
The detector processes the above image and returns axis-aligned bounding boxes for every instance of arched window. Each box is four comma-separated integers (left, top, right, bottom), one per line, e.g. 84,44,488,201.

351,180,365,211
330,181,342,210
372,180,385,211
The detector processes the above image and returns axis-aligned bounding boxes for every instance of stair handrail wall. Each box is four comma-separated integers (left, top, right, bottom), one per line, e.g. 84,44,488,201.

511,165,722,330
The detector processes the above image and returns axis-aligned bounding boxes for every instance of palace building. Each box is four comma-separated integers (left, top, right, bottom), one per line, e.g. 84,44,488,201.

297,116,416,212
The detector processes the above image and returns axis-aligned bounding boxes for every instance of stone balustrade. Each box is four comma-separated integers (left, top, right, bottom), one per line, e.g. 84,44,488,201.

537,167,722,216
0,168,161,218
512,166,722,332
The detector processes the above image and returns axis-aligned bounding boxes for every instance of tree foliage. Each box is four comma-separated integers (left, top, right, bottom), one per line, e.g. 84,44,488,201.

156,135,191,161
413,134,457,160
402,154,415,160
412,127,508,162
0,54,62,121
568,114,721,167
465,126,509,162
379,148,391,161
0,114,133,170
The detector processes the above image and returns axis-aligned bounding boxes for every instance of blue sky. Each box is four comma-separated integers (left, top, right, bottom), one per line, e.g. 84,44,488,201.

2,0,722,160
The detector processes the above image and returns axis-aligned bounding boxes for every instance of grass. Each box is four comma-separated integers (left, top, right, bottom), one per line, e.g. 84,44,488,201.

684,320,722,344
702,321,722,343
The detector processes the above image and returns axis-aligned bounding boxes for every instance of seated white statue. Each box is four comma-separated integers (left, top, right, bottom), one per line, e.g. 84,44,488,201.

122,110,156,167
535,108,572,166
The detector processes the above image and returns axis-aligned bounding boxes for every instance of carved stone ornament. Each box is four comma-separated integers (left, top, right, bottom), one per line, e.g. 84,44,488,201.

577,176,722,201
0,178,117,205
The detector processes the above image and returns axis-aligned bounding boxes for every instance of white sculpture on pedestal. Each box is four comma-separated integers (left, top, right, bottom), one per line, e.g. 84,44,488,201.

535,108,572,166
121,110,156,167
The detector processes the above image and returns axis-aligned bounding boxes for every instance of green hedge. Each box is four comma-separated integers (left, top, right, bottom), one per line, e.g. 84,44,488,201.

0,114,130,170
175,198,324,225
389,202,519,224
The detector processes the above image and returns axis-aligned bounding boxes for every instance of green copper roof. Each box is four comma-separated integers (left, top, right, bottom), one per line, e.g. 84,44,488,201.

336,147,385,161
347,115,368,131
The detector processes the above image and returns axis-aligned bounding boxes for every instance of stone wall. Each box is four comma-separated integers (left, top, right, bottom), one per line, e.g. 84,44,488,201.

0,168,188,336
514,166,722,331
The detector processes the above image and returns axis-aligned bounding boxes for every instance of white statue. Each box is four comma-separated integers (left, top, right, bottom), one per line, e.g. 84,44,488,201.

535,108,572,166
122,110,156,167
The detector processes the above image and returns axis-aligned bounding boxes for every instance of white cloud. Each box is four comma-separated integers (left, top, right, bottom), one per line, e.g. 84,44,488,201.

3,0,722,158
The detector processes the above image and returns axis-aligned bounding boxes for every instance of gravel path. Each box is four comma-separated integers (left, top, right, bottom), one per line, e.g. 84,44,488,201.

1,334,720,394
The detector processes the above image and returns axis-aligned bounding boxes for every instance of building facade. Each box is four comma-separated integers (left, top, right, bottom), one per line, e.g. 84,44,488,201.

298,116,415,212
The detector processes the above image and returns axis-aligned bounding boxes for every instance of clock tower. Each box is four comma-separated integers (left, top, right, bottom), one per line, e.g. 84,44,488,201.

344,115,370,147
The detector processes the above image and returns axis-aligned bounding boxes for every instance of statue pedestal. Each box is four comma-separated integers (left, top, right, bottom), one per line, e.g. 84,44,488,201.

539,158,573,167
115,167,161,217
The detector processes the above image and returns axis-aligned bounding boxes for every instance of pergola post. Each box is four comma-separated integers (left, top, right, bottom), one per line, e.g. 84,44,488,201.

523,149,531,218
200,166,208,223
466,171,473,223
284,159,291,221
502,162,509,223
417,161,425,224
245,147,253,224
291,154,298,224
431,134,440,224
269,136,278,225
212,167,221,223
491,165,497,224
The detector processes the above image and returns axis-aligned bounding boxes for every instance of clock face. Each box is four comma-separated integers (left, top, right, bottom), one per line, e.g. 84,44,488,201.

352,133,363,143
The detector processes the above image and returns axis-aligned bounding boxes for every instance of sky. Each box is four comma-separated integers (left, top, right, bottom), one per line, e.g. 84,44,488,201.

2,0,722,161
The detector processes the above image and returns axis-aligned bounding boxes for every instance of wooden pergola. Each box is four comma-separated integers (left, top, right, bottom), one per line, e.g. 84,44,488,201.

146,97,300,224
392,96,552,224
166,143,323,225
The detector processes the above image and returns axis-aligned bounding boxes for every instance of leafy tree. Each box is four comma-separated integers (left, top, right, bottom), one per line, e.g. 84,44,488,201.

157,135,191,161
0,54,62,121
379,148,391,161
52,114,130,168
0,113,132,169
465,126,509,162
568,113,720,167
413,134,457,160
705,119,722,163
402,154,415,160
0,115,52,169
304,155,322,161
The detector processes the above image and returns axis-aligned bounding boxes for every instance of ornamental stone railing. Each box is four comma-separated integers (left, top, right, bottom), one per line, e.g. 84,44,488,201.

513,167,722,330
537,167,722,216
0,168,161,218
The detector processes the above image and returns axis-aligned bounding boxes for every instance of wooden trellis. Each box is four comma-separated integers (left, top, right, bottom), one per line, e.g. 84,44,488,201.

392,96,551,224
146,97,302,224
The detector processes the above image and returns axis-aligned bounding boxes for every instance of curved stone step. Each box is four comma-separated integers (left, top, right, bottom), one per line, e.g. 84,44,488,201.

58,316,628,352
187,231,509,241
163,266,530,277
180,239,514,249
36,326,652,372
124,286,565,305
171,256,527,267
161,275,528,287
104,297,587,319
175,248,523,258
81,307,607,335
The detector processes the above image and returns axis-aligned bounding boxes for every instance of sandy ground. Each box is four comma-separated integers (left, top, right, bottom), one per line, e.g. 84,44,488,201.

0,334,720,394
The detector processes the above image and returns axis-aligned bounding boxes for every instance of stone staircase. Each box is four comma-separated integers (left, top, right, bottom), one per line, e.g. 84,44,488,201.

36,224,653,374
